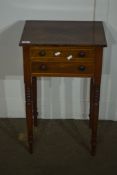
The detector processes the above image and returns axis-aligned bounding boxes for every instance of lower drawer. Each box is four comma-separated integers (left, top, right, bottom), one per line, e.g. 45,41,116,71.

31,62,94,77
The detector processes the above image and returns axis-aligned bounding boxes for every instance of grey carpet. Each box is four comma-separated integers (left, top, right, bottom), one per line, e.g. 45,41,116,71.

0,119,117,175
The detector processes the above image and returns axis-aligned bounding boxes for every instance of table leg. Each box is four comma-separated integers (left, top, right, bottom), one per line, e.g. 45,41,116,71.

25,83,33,153
32,77,38,127
89,78,94,128
91,79,101,156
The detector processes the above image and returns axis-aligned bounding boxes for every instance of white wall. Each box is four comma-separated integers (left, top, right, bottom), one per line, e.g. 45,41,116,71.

95,0,117,120
0,0,117,120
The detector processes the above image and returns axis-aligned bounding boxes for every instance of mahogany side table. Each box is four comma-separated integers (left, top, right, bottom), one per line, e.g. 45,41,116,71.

19,20,107,155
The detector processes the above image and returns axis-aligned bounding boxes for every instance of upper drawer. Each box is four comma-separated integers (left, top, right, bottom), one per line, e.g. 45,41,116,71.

30,46,96,62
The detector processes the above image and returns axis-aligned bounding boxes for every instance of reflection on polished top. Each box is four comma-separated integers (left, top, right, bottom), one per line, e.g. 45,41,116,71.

19,20,107,46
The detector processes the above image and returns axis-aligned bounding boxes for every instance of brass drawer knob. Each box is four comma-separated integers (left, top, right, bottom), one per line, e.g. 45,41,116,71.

39,50,46,56
78,65,86,71
78,51,86,57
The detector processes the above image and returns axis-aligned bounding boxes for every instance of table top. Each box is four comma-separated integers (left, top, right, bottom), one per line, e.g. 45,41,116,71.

19,20,107,47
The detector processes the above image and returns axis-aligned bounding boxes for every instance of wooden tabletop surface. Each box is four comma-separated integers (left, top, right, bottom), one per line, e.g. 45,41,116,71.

19,20,107,47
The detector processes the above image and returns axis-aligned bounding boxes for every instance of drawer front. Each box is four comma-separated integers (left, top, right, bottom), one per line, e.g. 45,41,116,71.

31,61,94,76
30,46,96,62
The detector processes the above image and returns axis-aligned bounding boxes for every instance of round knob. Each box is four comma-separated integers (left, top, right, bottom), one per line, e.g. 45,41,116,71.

39,64,47,70
78,65,86,71
39,50,46,57
78,51,86,57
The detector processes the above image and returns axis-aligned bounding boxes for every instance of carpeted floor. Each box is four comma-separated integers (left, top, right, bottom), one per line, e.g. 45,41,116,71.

0,118,117,175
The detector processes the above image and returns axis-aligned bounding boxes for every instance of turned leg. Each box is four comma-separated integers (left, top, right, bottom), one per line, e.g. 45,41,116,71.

90,47,103,156
23,46,35,153
25,84,33,153
91,79,101,156
32,77,38,127
89,78,94,128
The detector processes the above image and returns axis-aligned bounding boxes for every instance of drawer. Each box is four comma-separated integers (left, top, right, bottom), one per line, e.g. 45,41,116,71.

30,46,96,62
31,61,94,77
